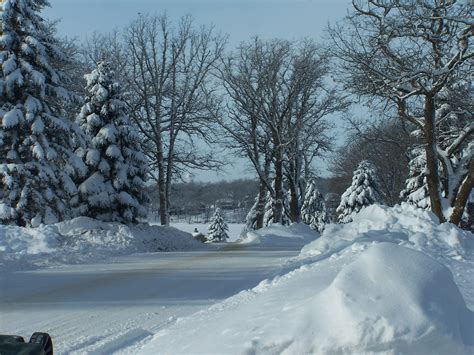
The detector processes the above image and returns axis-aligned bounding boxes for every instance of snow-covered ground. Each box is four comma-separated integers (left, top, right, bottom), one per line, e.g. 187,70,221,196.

1,248,306,354
170,222,245,242
1,204,473,354
141,204,474,354
0,222,311,354
0,217,201,272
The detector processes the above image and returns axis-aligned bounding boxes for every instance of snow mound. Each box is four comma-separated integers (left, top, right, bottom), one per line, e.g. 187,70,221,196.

139,205,474,354
300,203,472,260
0,217,201,271
239,223,318,249
302,243,474,354
141,243,474,354
0,224,60,255
56,217,200,254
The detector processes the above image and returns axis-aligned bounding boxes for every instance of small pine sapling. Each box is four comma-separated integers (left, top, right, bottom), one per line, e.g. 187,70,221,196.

207,208,229,242
336,160,383,223
400,147,430,209
301,179,329,232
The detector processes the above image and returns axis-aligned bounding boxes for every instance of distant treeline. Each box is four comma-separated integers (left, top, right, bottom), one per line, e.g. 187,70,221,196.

146,177,340,221
148,179,259,217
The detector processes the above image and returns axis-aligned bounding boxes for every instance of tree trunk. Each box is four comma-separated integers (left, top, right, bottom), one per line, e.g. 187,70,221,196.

449,159,473,226
423,95,446,223
273,152,284,224
287,155,303,223
254,153,272,229
164,153,174,227
156,149,168,226
255,181,267,229
288,182,300,223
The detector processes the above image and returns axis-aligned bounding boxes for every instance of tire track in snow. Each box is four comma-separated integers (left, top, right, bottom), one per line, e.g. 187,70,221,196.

68,328,153,354
1,244,298,354
1,242,268,305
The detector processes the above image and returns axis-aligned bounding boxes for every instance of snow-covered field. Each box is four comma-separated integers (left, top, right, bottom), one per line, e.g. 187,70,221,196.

1,204,473,354
170,222,245,242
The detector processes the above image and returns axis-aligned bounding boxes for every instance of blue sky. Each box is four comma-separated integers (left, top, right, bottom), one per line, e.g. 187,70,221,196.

45,0,350,44
44,0,352,182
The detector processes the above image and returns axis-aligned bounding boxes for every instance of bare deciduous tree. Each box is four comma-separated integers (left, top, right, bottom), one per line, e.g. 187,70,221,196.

330,117,414,206
219,38,346,225
80,31,128,82
329,0,473,225
124,14,226,225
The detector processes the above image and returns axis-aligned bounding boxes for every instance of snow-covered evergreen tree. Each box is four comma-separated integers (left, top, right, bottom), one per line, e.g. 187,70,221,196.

244,196,259,231
301,179,329,232
263,192,291,226
263,181,291,226
207,208,229,242
400,147,430,209
283,189,292,225
263,191,274,227
0,0,86,226
336,160,383,223
76,61,148,223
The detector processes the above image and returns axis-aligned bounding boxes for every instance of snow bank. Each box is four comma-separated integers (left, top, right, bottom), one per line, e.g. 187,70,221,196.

0,217,201,271
139,204,474,354
303,243,474,354
239,223,318,249
141,243,474,355
56,217,199,253
300,203,472,260
0,224,60,255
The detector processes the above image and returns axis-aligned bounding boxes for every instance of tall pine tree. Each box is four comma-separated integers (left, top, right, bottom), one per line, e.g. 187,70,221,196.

76,61,148,223
336,160,383,223
0,0,85,226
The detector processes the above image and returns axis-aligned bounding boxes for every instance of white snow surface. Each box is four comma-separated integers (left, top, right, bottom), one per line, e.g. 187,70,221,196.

300,203,469,259
0,217,201,271
140,204,474,354
1,204,473,354
239,222,318,248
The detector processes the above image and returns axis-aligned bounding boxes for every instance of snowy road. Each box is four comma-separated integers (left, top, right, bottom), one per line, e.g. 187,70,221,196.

0,243,299,354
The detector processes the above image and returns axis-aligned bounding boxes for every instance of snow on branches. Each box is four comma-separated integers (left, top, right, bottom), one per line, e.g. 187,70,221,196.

301,179,329,232
76,62,148,223
207,208,229,242
337,160,383,223
329,0,473,225
400,148,430,210
0,0,85,226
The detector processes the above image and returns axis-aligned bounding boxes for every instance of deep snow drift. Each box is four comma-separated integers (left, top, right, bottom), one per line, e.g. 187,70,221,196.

140,204,474,354
300,203,470,260
0,217,200,271
304,243,473,353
